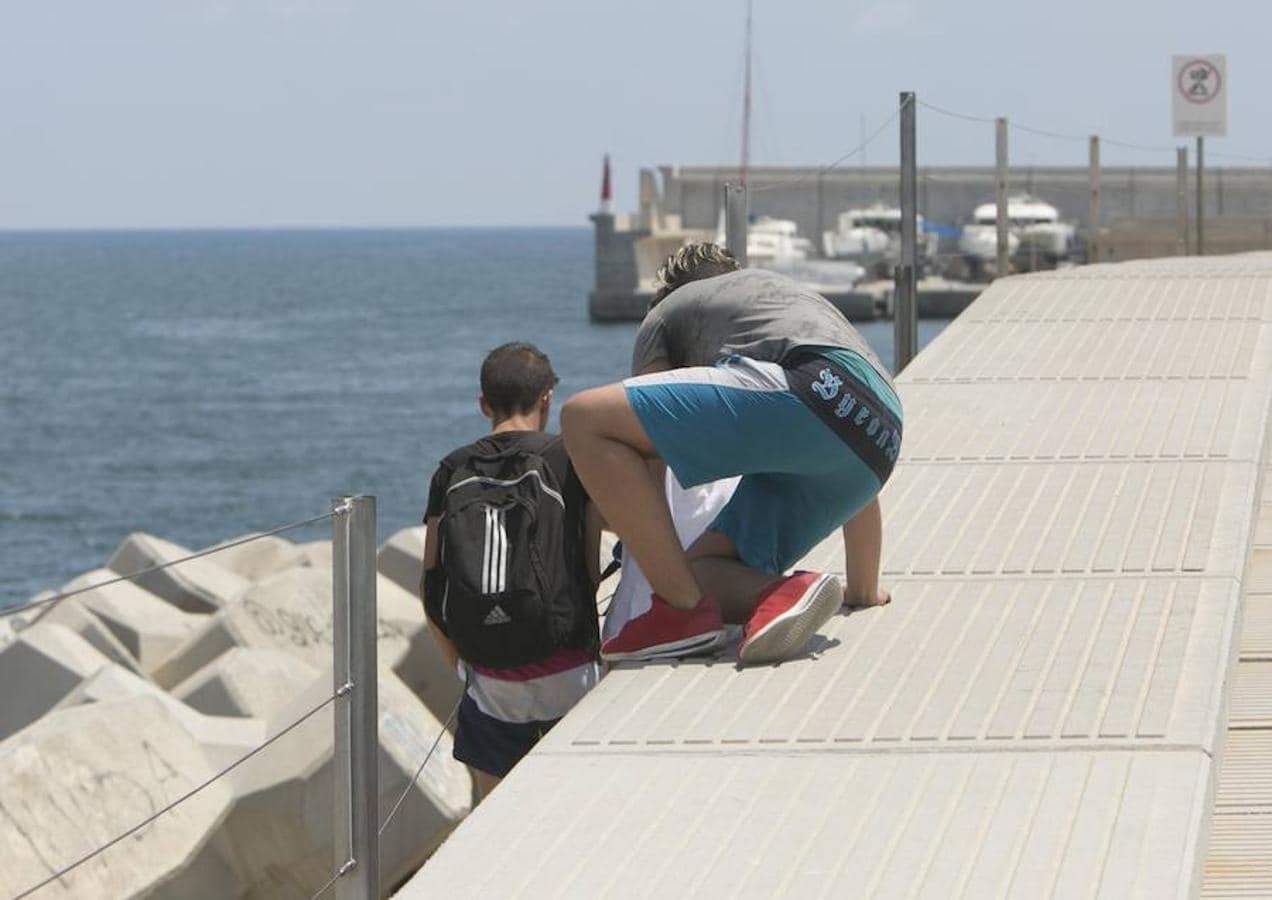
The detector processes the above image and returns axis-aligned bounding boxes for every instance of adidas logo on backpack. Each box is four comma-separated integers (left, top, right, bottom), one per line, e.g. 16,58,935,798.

426,436,585,668
483,605,512,625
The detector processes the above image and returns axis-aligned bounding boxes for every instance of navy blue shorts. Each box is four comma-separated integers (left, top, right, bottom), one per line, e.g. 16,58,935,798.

452,694,560,778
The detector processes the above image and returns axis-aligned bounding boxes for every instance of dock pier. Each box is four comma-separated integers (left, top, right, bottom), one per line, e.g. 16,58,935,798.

405,252,1272,898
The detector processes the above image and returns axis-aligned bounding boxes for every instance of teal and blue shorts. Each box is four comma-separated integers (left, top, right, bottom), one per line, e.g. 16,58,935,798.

624,350,902,574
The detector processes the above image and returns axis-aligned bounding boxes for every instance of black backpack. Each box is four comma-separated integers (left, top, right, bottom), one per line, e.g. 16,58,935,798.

425,438,581,668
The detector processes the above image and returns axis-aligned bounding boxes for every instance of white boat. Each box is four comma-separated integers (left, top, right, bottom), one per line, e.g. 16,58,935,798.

822,204,939,275
748,216,816,263
958,195,1075,269
822,206,894,259
715,214,815,265
1012,196,1076,260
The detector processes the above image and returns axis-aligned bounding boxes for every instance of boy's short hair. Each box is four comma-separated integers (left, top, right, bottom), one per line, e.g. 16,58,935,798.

481,342,559,419
651,242,740,307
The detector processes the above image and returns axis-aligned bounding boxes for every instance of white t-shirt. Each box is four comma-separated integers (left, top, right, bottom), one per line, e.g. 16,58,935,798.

603,470,740,641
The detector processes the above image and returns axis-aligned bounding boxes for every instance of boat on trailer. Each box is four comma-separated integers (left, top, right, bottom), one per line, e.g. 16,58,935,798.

959,194,1075,276
823,203,938,277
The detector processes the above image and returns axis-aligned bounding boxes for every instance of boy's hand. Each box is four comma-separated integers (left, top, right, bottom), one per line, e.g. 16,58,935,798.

844,586,891,608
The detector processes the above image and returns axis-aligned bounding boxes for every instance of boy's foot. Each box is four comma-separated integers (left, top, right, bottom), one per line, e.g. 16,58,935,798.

601,594,726,662
738,572,843,665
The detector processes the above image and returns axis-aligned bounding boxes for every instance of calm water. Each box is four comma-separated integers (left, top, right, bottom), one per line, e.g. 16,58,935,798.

0,229,946,607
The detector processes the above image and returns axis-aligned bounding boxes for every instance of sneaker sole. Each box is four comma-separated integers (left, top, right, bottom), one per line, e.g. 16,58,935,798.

737,574,842,665
601,628,727,663
636,629,732,661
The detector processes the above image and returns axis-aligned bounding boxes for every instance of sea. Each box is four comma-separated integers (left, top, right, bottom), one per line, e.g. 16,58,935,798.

0,228,948,608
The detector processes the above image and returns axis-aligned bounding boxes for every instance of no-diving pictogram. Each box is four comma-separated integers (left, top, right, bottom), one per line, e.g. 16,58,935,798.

1178,58,1222,105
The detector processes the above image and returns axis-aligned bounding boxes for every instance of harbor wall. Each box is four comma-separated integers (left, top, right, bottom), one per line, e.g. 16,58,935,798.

589,163,1272,321
658,164,1272,239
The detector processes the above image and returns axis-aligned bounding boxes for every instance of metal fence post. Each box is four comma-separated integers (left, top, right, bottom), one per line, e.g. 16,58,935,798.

995,117,1009,277
895,91,918,373
332,495,379,900
724,181,749,268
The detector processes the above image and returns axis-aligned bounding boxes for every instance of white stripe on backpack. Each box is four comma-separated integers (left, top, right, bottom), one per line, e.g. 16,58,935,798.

482,507,493,594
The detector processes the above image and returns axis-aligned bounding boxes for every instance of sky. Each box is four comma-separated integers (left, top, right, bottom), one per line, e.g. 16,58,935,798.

0,0,1268,229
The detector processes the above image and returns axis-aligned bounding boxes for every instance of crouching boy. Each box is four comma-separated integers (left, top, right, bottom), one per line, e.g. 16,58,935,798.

421,342,600,799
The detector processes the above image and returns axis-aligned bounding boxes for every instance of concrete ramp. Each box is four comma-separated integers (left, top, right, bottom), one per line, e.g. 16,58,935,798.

399,254,1272,899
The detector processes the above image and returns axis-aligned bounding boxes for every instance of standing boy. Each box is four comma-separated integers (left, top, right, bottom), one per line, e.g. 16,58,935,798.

421,342,600,799
562,244,901,665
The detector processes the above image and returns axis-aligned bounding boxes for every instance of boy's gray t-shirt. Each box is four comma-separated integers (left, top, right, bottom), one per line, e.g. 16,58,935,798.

630,268,889,380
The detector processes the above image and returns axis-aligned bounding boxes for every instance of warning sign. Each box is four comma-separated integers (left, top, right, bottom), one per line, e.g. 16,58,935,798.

1172,54,1227,137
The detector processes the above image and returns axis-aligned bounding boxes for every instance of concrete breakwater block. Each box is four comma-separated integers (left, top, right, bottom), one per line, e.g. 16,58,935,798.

150,567,461,723
107,532,250,614
208,533,307,582
52,663,267,771
0,696,239,900
218,666,472,897
297,540,333,571
173,647,320,719
0,623,117,742
30,595,143,675
377,525,425,595
58,568,206,672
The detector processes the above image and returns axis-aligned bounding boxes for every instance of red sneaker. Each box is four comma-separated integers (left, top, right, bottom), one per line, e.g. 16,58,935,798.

601,594,726,662
738,572,842,665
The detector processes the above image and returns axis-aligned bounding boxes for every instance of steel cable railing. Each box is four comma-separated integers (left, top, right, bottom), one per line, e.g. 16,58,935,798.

12,688,345,899
376,694,463,843
1,511,335,620
308,859,357,900
310,657,464,899
4,504,375,899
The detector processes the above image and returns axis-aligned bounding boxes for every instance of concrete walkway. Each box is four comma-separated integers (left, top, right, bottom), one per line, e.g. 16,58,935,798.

399,254,1272,899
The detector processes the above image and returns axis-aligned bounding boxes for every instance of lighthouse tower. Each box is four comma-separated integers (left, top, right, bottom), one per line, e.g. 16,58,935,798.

599,153,614,215
588,154,641,320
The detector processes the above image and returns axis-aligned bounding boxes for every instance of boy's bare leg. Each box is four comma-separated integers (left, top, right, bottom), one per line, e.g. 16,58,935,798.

686,530,780,624
473,769,501,802
561,385,703,609
841,498,891,608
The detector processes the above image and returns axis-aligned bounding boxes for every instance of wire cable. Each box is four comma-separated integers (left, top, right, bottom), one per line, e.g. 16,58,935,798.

1098,136,1175,154
377,692,464,839
1007,121,1090,144
2,511,334,620
1207,148,1272,164
747,97,910,194
308,859,356,900
13,690,342,899
917,98,996,125
918,98,1243,157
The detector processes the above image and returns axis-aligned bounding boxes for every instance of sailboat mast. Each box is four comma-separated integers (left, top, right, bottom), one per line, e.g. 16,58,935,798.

740,0,752,186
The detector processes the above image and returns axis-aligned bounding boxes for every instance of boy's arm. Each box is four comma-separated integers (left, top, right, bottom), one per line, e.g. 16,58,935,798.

583,502,604,588
421,515,461,672
841,498,891,608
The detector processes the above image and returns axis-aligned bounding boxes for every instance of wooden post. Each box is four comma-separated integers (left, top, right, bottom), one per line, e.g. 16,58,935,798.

995,117,1009,277
724,182,749,268
1196,136,1205,256
1176,146,1189,255
1087,136,1101,263
895,92,918,373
